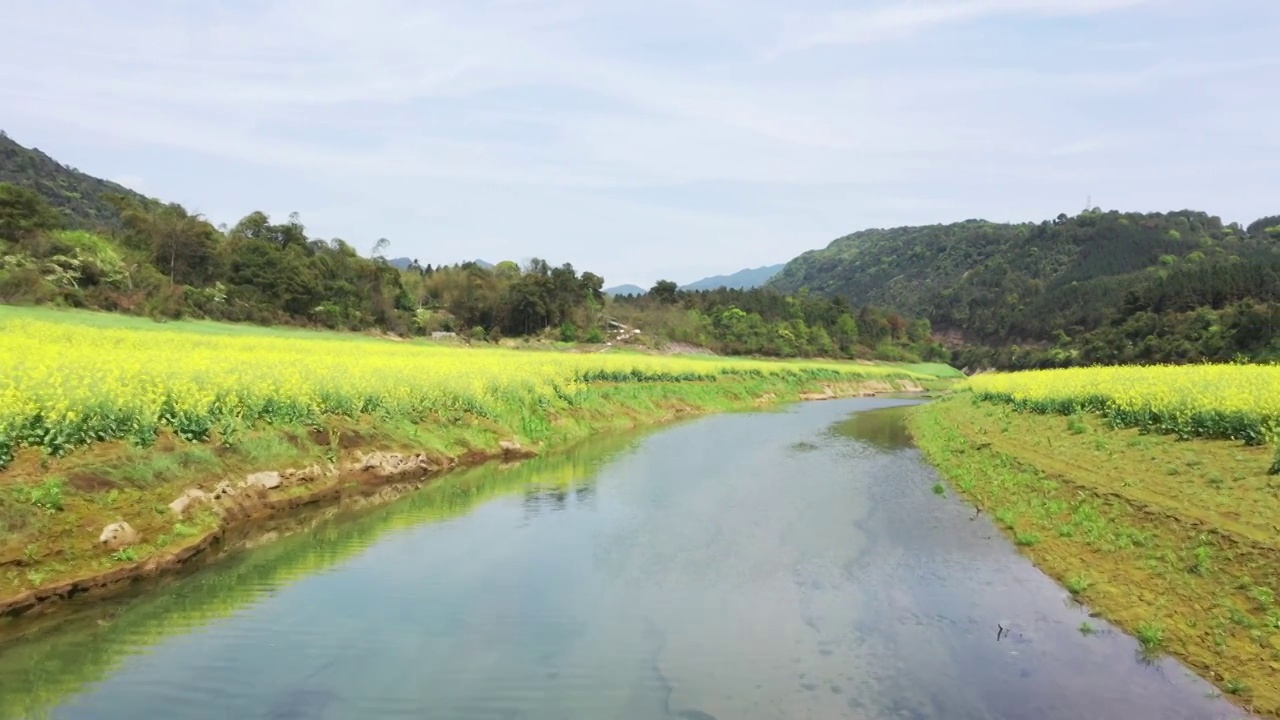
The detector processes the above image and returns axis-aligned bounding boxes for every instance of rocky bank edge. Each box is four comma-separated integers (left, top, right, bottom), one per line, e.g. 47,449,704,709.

0,379,925,622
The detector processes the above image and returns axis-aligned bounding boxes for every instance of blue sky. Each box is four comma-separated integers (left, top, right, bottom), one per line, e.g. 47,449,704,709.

2,0,1277,287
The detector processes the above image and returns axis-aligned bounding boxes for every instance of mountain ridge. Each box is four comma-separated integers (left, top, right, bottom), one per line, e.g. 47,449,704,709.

680,263,785,291
604,263,786,296
603,283,647,296
0,130,156,229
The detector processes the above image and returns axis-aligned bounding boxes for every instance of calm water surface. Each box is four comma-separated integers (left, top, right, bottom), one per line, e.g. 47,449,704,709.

0,399,1247,719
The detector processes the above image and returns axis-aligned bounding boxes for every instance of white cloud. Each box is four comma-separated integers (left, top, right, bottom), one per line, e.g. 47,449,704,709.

771,0,1155,56
0,0,1277,286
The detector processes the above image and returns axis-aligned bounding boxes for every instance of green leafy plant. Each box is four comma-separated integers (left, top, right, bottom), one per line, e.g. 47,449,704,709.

19,477,66,511
1135,620,1166,653
1065,575,1091,595
109,547,138,562
1015,532,1041,547
1224,678,1248,696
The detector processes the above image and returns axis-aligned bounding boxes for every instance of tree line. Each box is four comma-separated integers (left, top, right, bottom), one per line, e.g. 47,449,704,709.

0,183,608,339
610,283,948,362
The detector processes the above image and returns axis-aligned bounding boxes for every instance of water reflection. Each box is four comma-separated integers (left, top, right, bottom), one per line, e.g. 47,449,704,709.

0,431,645,720
0,399,1249,720
828,403,916,450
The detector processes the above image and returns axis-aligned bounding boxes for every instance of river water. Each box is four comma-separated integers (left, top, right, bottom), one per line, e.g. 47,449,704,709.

0,398,1247,719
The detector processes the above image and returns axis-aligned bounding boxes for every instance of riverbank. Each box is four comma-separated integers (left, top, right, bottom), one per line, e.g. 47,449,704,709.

0,370,929,625
0,433,648,718
910,395,1280,716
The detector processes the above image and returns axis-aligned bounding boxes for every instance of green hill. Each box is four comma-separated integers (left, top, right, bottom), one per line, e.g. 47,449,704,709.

0,130,156,229
771,210,1280,368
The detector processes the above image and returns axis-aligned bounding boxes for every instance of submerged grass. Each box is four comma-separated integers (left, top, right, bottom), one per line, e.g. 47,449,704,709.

912,396,1280,716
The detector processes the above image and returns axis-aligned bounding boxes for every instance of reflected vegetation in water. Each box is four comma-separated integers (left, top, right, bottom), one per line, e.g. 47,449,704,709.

0,431,645,720
0,398,1249,720
828,403,915,450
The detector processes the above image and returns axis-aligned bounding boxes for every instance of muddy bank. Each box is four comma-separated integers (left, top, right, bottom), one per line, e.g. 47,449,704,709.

0,444,536,628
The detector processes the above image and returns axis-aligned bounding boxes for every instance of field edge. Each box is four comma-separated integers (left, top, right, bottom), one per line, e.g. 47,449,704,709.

908,395,1280,718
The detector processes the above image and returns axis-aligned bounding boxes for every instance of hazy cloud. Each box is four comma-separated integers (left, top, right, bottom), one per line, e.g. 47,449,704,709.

1,0,1276,286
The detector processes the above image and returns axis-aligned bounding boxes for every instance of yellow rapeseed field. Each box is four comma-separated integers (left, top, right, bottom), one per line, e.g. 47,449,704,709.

965,365,1280,447
0,312,924,467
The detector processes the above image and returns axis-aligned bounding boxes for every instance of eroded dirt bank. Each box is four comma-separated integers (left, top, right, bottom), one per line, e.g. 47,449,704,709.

1,378,928,629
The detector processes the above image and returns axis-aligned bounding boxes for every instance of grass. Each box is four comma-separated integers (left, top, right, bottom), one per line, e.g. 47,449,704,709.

1135,620,1166,654
895,362,966,379
0,303,376,341
910,395,1280,715
1065,575,1091,595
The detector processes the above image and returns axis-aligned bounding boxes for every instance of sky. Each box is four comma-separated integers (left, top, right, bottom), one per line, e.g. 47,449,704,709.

2,1,1277,287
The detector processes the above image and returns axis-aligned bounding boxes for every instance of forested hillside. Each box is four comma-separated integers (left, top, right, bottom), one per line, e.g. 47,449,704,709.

772,210,1280,368
609,282,947,362
0,131,156,229
0,135,946,362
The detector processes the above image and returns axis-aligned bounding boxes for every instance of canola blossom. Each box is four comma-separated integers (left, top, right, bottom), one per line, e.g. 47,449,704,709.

965,365,1280,446
0,314,925,467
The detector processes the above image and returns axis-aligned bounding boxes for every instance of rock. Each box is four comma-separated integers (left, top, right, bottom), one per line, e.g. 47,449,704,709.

376,486,405,502
349,451,436,477
244,471,283,490
499,440,523,457
98,522,139,550
242,531,280,549
168,488,208,516
210,481,237,501
282,464,325,485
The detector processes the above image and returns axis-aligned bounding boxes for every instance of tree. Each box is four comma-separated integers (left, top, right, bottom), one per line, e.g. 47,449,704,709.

650,279,679,304
810,325,837,357
580,271,605,302
114,199,221,285
494,260,521,281
0,182,62,242
833,314,860,354
229,211,271,243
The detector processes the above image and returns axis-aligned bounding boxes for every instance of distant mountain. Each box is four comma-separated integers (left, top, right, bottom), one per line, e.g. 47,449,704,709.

680,264,785,291
604,284,647,296
0,130,156,229
386,257,493,270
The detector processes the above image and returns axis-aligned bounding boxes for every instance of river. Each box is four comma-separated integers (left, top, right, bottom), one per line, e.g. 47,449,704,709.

0,398,1247,719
